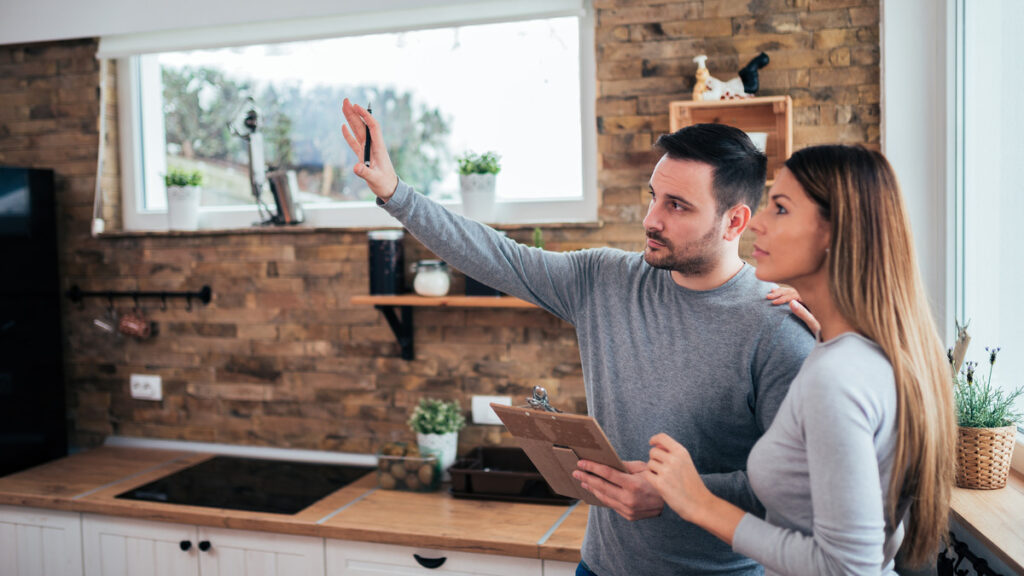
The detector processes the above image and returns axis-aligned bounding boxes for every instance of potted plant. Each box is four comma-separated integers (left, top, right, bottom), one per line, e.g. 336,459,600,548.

408,398,466,481
165,167,203,231
456,151,501,222
950,330,1023,490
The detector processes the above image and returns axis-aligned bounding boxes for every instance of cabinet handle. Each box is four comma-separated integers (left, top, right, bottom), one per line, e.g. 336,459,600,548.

179,540,192,552
198,540,211,552
412,554,447,569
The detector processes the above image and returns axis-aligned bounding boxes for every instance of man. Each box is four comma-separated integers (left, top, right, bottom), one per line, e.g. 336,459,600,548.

341,99,814,575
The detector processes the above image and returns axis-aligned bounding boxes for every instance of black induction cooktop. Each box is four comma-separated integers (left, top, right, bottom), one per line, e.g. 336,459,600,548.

116,456,374,515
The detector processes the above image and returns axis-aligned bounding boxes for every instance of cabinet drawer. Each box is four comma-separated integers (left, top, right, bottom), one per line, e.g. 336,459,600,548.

326,540,542,576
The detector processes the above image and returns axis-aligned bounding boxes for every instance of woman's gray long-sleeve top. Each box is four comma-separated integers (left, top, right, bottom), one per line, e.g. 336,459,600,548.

732,332,908,575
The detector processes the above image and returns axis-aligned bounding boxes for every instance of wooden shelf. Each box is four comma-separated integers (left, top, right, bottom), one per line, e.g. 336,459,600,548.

669,95,793,183
351,295,537,309
351,294,540,360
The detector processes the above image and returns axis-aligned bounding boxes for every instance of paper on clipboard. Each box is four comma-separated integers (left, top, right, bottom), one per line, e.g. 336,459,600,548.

489,403,626,506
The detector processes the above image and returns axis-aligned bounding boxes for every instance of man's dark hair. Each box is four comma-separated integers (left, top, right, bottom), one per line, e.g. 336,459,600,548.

654,124,768,215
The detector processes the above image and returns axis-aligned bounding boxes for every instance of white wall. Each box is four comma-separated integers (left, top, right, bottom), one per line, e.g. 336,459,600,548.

880,0,955,340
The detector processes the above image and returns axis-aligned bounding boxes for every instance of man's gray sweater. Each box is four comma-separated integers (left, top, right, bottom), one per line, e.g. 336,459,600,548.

380,182,814,575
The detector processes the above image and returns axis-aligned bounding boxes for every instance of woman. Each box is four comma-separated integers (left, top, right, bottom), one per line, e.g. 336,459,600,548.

645,145,956,574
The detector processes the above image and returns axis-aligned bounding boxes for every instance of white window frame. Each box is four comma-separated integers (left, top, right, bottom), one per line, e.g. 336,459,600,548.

883,0,1022,468
111,0,597,231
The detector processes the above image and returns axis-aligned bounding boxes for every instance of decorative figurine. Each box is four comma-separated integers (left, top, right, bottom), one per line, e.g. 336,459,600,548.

693,52,771,100
692,55,710,101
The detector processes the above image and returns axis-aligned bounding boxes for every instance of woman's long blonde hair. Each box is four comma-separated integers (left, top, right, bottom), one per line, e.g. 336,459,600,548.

786,145,956,567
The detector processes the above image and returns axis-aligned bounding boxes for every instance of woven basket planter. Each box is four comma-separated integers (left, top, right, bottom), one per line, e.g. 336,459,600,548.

956,425,1017,489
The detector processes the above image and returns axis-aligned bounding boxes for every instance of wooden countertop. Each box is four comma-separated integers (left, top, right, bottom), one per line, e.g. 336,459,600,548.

0,446,584,562
950,470,1024,574
8,446,1020,568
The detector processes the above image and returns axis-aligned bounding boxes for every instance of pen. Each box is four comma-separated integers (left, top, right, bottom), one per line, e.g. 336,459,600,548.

363,103,372,167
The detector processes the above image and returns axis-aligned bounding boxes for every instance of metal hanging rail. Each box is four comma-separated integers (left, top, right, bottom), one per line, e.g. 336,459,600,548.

66,285,212,310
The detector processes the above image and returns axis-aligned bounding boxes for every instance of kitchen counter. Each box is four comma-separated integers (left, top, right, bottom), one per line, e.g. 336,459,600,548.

6,446,1019,570
0,446,585,562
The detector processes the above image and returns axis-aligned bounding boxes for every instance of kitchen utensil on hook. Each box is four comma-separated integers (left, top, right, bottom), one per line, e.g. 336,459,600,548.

118,296,152,340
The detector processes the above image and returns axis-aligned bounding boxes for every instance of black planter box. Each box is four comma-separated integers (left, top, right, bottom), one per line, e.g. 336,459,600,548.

449,446,575,505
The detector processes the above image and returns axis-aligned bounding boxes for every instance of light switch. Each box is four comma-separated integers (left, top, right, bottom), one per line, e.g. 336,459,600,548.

472,395,510,425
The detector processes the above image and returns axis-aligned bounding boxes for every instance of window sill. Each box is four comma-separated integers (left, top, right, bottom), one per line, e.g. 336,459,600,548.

97,220,605,239
950,469,1024,574
948,433,1024,574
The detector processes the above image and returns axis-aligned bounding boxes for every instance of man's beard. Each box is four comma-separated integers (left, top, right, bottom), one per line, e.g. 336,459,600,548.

643,222,720,276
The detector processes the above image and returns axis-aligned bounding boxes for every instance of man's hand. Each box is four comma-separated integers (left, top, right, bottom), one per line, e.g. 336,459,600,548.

340,98,399,201
573,460,664,521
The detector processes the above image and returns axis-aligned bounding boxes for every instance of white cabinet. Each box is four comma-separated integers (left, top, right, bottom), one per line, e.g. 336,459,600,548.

0,505,83,576
197,525,324,576
83,514,324,576
542,560,577,576
325,540,543,576
3,507,558,576
83,515,200,576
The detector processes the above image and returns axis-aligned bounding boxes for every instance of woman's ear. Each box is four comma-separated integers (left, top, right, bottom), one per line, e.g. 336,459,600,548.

722,204,752,241
819,220,833,257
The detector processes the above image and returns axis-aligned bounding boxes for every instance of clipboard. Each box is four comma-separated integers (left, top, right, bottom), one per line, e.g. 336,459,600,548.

489,403,626,506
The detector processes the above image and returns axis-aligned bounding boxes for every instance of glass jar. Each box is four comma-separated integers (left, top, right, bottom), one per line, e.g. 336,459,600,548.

412,260,451,297
368,230,404,294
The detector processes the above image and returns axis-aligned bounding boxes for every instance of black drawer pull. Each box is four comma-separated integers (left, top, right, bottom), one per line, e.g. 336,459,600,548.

179,540,192,551
413,553,447,569
198,540,211,552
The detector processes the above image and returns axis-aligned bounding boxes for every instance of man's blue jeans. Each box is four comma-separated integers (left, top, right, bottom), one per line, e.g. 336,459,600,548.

576,560,597,576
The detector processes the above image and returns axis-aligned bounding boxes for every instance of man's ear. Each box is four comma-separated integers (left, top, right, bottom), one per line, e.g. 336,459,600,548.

722,204,751,241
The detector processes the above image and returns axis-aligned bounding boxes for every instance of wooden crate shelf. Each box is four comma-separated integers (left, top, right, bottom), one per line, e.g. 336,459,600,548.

669,95,793,184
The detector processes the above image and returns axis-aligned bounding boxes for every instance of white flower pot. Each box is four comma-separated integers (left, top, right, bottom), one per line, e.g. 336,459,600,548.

166,185,201,231
459,173,496,222
417,431,458,482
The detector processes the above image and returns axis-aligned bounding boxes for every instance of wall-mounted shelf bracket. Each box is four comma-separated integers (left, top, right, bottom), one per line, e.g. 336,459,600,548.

377,305,414,360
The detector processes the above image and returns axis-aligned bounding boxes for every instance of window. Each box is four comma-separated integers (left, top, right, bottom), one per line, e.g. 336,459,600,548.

111,1,596,230
954,0,1024,426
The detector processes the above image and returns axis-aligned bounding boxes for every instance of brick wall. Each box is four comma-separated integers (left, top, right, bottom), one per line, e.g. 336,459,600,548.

0,0,878,455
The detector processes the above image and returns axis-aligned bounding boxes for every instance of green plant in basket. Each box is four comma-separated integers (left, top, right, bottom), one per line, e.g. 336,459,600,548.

407,398,466,434
165,167,203,187
951,346,1024,428
455,151,501,175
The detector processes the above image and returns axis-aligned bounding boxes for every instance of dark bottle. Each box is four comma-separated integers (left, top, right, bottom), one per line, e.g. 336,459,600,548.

368,230,405,294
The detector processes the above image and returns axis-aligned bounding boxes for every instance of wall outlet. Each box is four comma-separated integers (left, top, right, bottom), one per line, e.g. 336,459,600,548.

130,374,162,401
471,395,511,425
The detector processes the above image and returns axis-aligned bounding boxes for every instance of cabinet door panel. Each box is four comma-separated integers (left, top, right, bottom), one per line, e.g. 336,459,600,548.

0,505,82,576
83,514,198,576
197,525,324,576
326,540,542,576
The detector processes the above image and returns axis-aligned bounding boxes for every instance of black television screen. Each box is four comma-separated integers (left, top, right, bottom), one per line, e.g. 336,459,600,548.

0,167,32,236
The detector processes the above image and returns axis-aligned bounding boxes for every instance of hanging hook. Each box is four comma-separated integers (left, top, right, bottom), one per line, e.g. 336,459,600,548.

132,293,140,312
161,293,168,311
107,295,115,314
185,294,193,312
